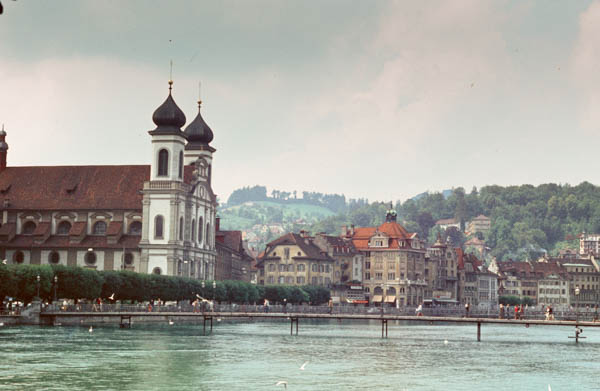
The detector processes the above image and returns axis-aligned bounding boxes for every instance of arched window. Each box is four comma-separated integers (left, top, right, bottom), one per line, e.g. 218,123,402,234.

190,260,195,275
92,221,107,235
49,251,60,264
85,251,97,265
154,215,164,238
124,252,134,266
179,217,184,241
177,259,183,275
198,217,203,244
22,221,36,235
152,267,162,275
206,222,210,246
128,221,142,235
158,149,169,176
191,219,196,243
178,151,183,179
56,221,71,235
13,251,24,264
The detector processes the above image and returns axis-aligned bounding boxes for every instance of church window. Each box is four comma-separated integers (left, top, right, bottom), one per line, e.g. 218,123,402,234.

92,221,107,235
49,251,60,264
198,217,203,243
85,251,97,265
129,221,142,235
56,221,71,235
22,221,36,235
178,151,183,179
191,219,196,243
152,267,162,275
158,149,169,176
206,222,210,246
179,217,184,240
124,252,134,266
14,251,24,264
154,215,164,238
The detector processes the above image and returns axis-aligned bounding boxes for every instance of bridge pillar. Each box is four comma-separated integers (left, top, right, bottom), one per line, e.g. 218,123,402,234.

381,319,388,338
477,321,481,342
203,315,213,336
290,317,298,335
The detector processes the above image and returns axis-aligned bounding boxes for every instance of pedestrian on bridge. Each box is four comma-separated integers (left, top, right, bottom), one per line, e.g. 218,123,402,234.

328,299,333,315
465,303,470,318
499,303,504,319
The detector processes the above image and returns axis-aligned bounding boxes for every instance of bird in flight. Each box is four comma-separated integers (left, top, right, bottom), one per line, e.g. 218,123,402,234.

275,381,287,389
108,293,115,301
1,259,6,265
300,361,309,370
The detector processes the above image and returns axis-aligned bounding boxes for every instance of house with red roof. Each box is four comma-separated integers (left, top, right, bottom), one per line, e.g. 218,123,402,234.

0,81,220,280
344,207,427,307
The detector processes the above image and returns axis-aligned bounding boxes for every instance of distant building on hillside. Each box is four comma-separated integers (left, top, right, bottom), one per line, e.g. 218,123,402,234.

434,218,460,231
215,218,254,282
466,215,491,236
464,237,487,258
579,233,600,256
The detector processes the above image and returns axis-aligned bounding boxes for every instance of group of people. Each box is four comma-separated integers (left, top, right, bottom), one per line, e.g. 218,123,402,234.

498,303,526,319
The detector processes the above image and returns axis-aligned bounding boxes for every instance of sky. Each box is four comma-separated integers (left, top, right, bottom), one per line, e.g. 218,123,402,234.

1,0,600,204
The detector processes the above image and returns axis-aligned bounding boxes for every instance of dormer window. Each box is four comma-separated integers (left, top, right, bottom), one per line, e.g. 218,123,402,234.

56,221,72,235
22,221,36,235
92,221,107,235
128,221,142,235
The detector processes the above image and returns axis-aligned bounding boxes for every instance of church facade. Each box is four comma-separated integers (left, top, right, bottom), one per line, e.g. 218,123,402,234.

0,81,218,279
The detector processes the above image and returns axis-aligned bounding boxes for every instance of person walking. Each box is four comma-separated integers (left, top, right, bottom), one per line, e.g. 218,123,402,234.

499,303,504,319
328,299,333,315
465,303,470,318
514,305,519,320
264,298,269,313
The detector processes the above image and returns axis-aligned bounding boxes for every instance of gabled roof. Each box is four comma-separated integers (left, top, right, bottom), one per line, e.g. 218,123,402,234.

264,233,333,262
350,221,416,251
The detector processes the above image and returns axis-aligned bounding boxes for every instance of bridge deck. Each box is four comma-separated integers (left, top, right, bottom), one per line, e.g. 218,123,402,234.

40,311,600,327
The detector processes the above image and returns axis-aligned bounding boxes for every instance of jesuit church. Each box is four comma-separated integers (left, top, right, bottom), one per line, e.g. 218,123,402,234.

0,80,218,279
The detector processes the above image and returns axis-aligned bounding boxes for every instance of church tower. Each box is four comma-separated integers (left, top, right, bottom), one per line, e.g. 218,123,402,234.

140,81,217,280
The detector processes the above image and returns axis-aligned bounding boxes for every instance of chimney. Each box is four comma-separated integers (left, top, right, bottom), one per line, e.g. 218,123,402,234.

350,224,355,236
215,216,220,232
0,125,8,172
341,225,347,236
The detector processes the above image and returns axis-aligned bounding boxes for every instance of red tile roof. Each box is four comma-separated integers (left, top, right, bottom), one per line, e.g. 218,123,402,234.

350,221,416,251
0,165,197,210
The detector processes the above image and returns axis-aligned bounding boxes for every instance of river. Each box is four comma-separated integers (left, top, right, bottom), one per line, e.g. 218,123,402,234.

0,319,598,390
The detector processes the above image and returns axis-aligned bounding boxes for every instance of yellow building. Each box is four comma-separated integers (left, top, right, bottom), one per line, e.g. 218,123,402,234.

346,208,427,307
257,232,334,286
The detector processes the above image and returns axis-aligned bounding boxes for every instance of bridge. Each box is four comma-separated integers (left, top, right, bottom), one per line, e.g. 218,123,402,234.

39,304,600,343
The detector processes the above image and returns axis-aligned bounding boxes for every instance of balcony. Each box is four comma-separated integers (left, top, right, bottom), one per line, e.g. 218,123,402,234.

144,181,190,192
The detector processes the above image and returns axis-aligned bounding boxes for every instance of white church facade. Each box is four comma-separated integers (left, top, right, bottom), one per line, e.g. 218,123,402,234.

0,80,218,279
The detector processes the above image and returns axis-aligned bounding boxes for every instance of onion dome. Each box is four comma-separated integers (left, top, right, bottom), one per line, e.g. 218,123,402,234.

184,100,214,150
149,81,186,135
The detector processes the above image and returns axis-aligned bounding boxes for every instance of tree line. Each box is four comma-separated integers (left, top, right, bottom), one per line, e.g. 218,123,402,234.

0,264,331,306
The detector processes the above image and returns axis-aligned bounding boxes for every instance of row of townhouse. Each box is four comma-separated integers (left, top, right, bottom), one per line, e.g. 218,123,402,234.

256,208,500,307
488,256,600,308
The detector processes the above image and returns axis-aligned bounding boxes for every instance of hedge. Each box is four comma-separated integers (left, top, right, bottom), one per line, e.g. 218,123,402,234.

0,264,330,305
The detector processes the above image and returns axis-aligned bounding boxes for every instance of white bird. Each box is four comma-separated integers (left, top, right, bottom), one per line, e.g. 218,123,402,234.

168,320,174,326
217,318,221,322
1,259,6,265
300,361,309,370
0,322,4,327
196,294,202,299
89,326,93,333
444,340,448,345
275,381,287,389
548,385,551,391
108,293,115,301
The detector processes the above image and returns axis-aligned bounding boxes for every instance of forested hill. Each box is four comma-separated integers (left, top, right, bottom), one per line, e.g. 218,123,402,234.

310,182,599,261
222,183,599,260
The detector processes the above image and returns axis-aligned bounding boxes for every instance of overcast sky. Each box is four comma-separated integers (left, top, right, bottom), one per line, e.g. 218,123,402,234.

2,1,600,203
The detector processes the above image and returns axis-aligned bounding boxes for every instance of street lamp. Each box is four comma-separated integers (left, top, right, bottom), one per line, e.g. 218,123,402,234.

53,275,58,303
575,285,580,324
212,280,217,301
36,275,40,299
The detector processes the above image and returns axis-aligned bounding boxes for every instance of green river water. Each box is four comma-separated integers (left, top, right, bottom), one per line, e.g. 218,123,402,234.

0,319,598,390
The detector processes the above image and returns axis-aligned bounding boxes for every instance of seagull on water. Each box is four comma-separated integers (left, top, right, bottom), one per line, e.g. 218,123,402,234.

444,339,448,345
89,326,93,333
275,381,287,389
0,322,4,327
300,361,309,370
168,319,174,326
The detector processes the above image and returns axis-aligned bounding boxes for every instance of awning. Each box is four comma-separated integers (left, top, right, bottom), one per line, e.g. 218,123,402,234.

372,295,383,302
385,296,396,303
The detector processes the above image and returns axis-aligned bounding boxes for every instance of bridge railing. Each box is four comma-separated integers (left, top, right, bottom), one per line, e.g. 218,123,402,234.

40,303,600,321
